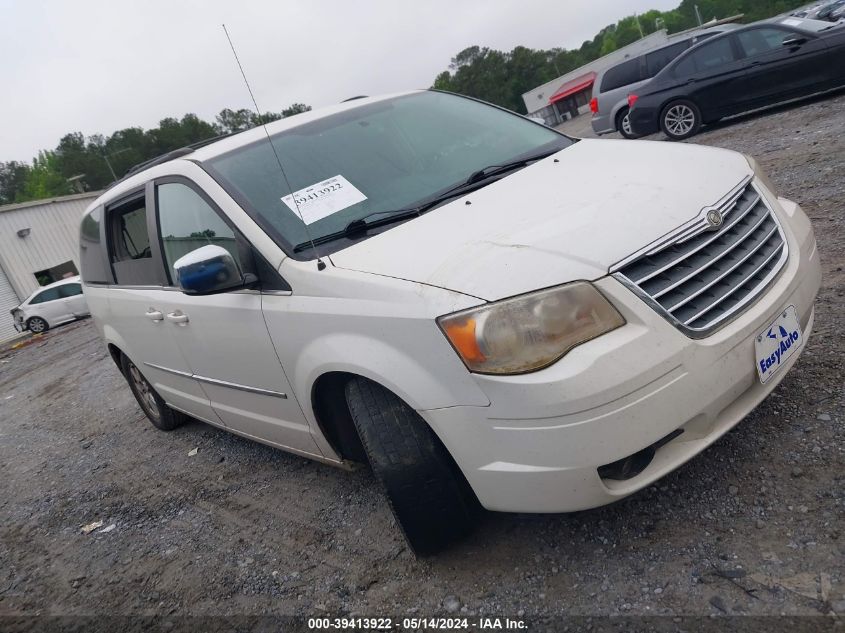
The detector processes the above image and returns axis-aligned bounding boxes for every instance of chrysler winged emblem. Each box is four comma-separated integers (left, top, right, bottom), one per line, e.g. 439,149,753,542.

706,209,723,228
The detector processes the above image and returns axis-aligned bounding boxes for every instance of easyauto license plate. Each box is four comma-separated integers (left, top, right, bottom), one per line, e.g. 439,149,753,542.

755,305,802,383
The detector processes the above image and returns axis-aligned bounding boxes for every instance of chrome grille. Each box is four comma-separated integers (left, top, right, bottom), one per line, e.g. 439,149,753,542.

614,179,788,336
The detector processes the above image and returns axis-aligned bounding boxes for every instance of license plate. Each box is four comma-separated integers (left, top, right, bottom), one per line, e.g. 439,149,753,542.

755,305,802,383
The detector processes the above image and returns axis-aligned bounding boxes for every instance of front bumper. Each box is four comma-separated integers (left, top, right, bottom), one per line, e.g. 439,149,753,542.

423,197,821,513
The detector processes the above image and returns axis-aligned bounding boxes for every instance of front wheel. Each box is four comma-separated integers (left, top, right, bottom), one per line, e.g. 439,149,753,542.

121,355,186,431
26,316,48,334
660,99,702,140
616,107,638,139
344,377,478,555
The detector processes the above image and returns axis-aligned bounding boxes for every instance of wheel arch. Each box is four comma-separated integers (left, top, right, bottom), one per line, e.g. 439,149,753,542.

26,314,49,330
658,96,702,125
610,101,629,130
100,325,139,378
302,332,490,457
107,343,125,376
310,371,367,463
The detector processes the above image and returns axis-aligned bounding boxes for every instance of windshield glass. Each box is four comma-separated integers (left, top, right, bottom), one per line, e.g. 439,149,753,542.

776,16,840,31
204,91,573,256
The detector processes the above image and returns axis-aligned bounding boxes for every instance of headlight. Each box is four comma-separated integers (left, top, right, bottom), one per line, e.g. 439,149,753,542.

437,282,625,375
744,154,778,199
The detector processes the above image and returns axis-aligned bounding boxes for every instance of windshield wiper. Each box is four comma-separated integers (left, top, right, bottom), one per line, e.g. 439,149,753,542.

292,148,560,253
292,183,480,253
463,148,560,185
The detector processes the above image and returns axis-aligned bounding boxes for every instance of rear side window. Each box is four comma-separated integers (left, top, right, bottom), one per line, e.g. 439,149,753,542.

644,41,690,77
111,200,150,261
676,37,737,75
58,283,83,297
30,287,61,305
107,193,159,286
600,58,643,92
156,182,241,284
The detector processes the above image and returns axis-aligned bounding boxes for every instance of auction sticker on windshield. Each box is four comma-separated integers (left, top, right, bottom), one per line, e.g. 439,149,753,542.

755,305,802,383
281,175,367,225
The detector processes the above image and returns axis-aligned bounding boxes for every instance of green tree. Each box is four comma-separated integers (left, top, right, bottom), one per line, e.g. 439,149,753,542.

281,103,311,117
15,152,70,202
0,161,31,205
216,104,312,134
216,108,255,133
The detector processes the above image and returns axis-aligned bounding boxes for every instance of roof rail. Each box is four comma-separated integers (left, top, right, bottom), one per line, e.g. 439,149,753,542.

123,147,195,178
105,131,241,192
342,95,369,102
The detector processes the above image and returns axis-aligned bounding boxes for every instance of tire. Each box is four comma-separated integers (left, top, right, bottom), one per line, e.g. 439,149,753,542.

616,107,638,139
344,377,477,555
121,354,186,431
659,99,702,140
26,316,49,334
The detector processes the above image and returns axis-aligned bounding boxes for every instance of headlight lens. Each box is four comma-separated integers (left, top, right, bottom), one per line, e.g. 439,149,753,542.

437,282,625,375
744,154,778,198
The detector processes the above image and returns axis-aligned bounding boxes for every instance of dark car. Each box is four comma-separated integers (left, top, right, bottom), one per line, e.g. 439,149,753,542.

628,18,845,140
815,0,845,20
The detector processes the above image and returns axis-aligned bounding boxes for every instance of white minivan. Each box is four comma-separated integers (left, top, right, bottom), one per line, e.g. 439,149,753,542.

80,90,821,553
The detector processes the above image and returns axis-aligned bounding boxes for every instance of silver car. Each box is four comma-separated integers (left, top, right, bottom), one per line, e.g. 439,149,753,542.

590,25,739,138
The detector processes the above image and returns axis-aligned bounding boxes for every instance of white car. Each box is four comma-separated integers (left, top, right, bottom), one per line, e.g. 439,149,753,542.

11,275,89,334
80,90,820,554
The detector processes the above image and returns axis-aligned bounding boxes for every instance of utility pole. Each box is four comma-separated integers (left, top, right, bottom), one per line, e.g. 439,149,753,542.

694,4,703,26
634,12,645,38
103,147,131,182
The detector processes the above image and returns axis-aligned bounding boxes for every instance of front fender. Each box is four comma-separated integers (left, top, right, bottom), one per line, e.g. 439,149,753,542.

295,332,490,421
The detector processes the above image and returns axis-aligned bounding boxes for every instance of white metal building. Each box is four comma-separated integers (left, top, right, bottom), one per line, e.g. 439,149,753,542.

522,30,671,124
0,191,101,343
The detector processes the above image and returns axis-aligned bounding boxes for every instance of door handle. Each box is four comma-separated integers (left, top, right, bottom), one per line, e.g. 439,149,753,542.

145,309,164,322
166,310,189,324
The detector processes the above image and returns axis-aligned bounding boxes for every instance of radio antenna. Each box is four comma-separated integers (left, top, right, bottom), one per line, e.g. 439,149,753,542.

222,24,325,270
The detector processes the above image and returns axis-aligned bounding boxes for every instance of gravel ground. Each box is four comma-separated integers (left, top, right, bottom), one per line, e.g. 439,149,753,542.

1,93,843,625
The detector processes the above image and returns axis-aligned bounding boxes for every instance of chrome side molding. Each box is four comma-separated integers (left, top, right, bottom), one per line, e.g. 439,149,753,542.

144,362,288,399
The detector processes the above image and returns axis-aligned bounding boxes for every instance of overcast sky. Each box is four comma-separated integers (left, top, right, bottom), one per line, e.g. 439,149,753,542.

1,0,681,162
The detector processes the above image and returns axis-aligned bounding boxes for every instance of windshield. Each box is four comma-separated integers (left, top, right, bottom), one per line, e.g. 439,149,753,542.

776,16,840,31
203,91,573,257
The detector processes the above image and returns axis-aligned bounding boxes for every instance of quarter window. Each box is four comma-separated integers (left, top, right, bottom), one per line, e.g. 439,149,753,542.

600,58,643,92
156,182,241,284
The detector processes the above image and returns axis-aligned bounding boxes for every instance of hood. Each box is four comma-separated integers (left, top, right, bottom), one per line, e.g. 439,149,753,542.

329,139,752,301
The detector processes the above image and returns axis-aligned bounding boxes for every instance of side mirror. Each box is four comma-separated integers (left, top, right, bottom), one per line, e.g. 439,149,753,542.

782,36,807,48
173,245,246,295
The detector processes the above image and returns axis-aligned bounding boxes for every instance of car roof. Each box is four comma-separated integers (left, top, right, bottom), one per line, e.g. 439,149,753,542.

656,16,838,80
593,23,741,86
23,276,81,302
